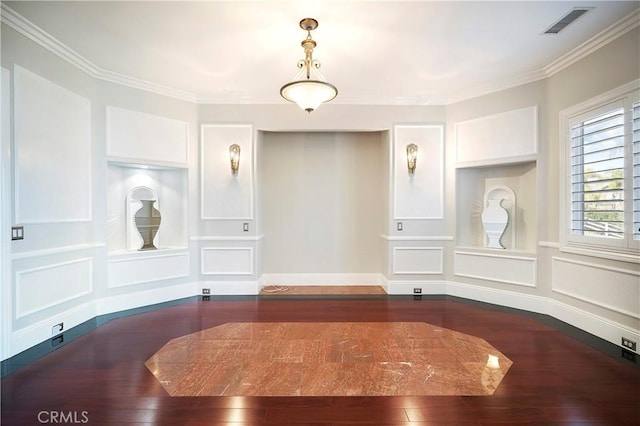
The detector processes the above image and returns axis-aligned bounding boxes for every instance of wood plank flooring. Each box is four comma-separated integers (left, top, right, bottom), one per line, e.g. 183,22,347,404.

2,297,639,425
260,285,387,295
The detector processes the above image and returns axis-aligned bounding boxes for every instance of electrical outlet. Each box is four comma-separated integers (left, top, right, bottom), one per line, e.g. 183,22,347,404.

11,226,24,241
621,349,637,363
202,295,211,301
413,288,422,294
622,337,637,352
51,335,64,347
52,322,64,335
202,288,211,295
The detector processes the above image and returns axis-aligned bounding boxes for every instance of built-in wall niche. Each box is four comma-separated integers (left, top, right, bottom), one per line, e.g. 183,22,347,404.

107,164,188,254
456,161,537,253
261,131,385,275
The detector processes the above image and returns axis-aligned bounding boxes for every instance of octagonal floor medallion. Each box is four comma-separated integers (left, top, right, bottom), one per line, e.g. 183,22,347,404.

145,322,512,397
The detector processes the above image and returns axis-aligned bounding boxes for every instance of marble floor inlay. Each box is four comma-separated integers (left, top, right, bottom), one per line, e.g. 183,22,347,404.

145,322,512,397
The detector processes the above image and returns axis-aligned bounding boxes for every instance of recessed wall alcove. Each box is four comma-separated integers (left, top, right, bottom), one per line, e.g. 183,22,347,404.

456,161,537,253
260,131,388,282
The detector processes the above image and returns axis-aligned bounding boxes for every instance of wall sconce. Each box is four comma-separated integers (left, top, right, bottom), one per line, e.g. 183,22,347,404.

229,144,240,175
406,143,418,175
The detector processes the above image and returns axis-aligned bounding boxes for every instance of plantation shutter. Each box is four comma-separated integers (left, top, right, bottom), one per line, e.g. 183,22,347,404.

570,107,625,239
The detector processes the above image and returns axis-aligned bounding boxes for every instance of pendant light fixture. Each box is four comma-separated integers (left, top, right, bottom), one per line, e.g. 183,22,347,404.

280,18,338,113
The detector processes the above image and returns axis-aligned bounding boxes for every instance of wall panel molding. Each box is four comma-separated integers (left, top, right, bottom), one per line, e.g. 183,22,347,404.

392,124,444,220
381,234,453,241
455,106,537,166
15,258,93,319
201,124,254,220
106,106,189,165
454,250,537,287
201,247,254,275
108,251,189,288
385,279,447,295
200,280,260,295
11,243,105,260
191,235,263,242
392,247,444,275
551,257,640,320
14,66,92,223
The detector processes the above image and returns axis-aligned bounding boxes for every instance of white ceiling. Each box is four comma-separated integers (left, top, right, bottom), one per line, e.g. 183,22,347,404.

3,1,639,105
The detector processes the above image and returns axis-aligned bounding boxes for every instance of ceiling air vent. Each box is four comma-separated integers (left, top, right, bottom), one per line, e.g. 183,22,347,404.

543,7,593,34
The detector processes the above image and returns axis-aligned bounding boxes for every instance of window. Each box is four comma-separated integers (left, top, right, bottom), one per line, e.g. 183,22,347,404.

560,81,639,262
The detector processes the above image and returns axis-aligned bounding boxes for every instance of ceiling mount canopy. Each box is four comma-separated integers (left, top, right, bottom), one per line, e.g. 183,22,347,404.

280,18,338,113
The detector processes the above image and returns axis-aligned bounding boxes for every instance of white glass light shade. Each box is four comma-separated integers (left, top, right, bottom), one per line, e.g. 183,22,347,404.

280,80,338,113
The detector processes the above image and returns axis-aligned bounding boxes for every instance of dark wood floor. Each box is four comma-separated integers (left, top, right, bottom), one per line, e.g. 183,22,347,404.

2,297,639,425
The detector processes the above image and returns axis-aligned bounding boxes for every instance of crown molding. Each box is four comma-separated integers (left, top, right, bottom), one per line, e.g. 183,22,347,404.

96,68,198,103
544,9,640,77
2,3,638,106
445,69,548,105
0,3,198,103
1,3,99,75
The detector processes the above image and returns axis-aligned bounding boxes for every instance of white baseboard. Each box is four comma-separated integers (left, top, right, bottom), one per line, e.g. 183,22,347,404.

8,277,638,361
11,301,96,358
8,281,198,360
446,280,638,352
96,281,197,316
201,280,260,295
262,273,382,287
446,281,547,313
386,279,447,295
548,298,640,351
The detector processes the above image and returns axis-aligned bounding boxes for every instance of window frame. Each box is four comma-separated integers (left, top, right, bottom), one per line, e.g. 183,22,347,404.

559,80,639,263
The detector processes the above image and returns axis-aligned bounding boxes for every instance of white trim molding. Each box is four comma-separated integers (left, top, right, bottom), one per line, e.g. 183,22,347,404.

108,251,190,288
392,124,445,220
200,247,254,276
11,243,105,260
2,4,637,107
201,280,260,296
392,247,444,275
558,80,640,264
200,123,255,221
262,273,382,287
386,279,447,295
15,258,93,319
454,250,537,288
191,235,264,242
0,3,198,103
538,241,560,249
11,300,96,358
381,234,454,241
544,9,640,77
551,257,640,320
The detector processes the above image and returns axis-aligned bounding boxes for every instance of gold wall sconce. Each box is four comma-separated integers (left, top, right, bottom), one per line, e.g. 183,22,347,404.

406,143,418,175
229,144,241,175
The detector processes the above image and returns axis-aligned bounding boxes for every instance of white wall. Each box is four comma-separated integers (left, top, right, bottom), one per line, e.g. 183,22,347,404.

261,132,384,275
1,22,199,358
445,27,640,347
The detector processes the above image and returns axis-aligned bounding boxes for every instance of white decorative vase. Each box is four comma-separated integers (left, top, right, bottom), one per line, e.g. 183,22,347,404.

481,198,508,249
134,200,161,251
